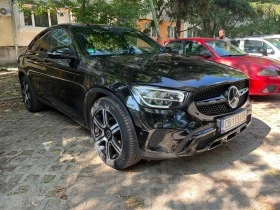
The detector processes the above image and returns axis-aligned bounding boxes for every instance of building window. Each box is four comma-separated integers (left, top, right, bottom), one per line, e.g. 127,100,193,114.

50,11,58,25
23,10,58,27
168,26,176,38
34,12,49,27
143,22,157,37
24,10,32,26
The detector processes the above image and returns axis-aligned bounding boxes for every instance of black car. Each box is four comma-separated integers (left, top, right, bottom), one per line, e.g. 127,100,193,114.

18,24,252,169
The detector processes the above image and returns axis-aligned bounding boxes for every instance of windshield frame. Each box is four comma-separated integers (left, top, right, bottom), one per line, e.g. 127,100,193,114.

206,40,247,57
72,26,165,56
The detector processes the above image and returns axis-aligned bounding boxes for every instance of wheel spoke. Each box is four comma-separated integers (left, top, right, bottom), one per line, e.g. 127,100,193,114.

24,83,29,92
106,141,111,159
24,95,29,105
24,95,28,105
22,83,27,95
102,109,109,127
95,133,105,142
111,138,122,155
110,123,120,134
94,116,105,129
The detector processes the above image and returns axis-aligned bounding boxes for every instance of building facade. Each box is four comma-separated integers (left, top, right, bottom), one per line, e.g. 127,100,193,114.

0,0,72,66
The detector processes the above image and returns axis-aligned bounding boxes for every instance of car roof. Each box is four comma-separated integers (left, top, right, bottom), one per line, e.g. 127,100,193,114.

231,37,265,40
43,23,136,33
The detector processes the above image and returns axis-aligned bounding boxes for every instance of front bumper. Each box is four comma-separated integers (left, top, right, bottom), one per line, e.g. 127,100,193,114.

128,97,252,160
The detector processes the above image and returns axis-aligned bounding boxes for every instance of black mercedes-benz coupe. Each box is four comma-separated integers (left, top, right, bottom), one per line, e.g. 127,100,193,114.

18,24,252,169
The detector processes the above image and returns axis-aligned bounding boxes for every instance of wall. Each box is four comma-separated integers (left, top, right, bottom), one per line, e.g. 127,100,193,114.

0,0,14,47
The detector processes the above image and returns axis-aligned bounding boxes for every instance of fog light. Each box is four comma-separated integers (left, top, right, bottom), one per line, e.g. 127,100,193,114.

262,85,277,93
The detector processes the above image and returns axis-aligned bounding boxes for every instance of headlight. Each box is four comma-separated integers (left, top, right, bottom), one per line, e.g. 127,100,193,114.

258,69,279,76
131,86,186,108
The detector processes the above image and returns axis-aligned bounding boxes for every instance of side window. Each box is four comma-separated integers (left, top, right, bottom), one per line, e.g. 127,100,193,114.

165,41,182,53
49,28,73,53
29,32,50,52
230,40,240,47
244,40,262,53
185,41,210,56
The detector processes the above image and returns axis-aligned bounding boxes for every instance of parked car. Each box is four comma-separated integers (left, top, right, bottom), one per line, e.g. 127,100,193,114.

230,37,280,60
165,38,280,95
18,24,252,169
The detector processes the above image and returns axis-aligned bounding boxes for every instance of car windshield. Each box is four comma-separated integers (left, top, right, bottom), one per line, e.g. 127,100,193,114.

265,38,280,50
73,26,163,56
206,40,247,56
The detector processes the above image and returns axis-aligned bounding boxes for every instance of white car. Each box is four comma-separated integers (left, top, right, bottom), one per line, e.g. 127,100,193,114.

230,37,280,60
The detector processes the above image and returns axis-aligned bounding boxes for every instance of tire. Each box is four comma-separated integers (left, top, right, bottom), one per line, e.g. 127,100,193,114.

89,97,141,170
20,76,45,112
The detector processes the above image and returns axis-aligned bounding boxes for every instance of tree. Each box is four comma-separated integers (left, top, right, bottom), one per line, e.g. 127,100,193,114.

186,0,255,37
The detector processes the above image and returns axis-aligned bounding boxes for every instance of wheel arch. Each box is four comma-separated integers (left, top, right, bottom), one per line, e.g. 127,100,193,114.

84,87,131,128
18,70,27,82
84,87,142,156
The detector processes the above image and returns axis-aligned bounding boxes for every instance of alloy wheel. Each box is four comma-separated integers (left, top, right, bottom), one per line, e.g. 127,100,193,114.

22,81,32,109
92,109,122,160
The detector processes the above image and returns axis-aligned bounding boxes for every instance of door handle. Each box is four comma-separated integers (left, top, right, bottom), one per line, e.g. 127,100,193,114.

44,58,49,62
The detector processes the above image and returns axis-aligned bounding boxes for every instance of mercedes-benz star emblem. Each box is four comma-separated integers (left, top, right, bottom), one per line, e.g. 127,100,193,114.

226,86,240,108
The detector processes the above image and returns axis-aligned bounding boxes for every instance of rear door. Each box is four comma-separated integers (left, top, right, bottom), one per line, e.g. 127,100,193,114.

23,30,52,100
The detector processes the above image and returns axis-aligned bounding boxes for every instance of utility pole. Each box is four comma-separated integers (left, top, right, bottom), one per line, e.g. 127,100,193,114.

9,0,18,59
148,0,162,42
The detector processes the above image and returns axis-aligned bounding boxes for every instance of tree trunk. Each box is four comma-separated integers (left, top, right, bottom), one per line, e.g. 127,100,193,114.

202,18,211,37
175,0,184,38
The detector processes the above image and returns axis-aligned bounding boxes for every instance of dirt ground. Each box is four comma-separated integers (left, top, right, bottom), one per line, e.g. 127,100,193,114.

0,71,279,210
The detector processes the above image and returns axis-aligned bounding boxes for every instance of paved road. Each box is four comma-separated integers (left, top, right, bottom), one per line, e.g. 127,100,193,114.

0,74,279,209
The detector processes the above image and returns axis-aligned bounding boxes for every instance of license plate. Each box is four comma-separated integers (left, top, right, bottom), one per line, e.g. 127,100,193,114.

217,110,247,134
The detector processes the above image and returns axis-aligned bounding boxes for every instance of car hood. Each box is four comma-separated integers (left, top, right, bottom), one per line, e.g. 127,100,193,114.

86,53,247,91
229,55,280,69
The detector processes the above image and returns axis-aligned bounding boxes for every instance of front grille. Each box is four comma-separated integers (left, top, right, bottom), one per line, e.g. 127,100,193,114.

196,93,247,116
194,79,248,116
194,80,248,101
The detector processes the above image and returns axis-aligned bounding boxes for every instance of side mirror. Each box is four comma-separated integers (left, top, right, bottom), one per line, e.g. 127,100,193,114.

200,51,212,58
47,48,76,60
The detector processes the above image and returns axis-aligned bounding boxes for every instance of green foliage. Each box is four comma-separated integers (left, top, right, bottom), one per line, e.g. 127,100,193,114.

15,0,280,37
16,0,149,28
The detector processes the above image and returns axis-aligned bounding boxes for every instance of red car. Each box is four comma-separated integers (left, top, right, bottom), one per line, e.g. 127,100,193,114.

165,38,280,95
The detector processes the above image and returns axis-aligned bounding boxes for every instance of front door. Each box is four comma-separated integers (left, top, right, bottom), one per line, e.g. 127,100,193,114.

45,27,86,121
